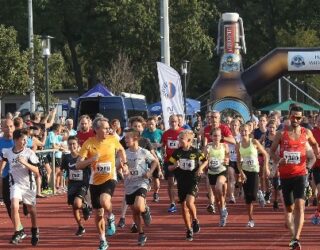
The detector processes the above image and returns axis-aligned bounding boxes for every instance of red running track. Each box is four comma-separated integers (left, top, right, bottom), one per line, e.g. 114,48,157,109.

0,179,319,250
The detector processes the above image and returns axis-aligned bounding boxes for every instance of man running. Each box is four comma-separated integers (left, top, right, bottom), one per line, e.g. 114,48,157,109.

270,105,320,250
76,117,128,250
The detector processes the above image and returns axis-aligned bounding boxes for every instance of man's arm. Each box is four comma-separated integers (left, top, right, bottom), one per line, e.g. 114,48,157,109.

270,130,283,165
306,129,320,158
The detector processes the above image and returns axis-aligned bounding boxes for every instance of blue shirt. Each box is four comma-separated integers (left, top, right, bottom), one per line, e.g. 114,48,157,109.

45,131,63,158
0,137,14,178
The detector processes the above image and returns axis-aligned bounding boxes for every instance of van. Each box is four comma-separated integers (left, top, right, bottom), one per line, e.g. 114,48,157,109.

74,94,149,129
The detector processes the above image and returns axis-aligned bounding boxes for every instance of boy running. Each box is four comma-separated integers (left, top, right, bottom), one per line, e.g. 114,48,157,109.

168,130,207,241
2,129,40,245
61,136,91,236
124,128,157,246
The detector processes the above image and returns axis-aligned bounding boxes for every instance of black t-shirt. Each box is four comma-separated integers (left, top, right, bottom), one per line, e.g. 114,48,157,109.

169,147,206,183
61,153,90,185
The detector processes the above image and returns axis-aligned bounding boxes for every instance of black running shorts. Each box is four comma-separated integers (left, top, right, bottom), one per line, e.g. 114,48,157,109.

67,183,88,205
208,171,227,186
281,175,307,207
242,170,259,204
163,162,175,180
125,188,147,205
90,180,117,209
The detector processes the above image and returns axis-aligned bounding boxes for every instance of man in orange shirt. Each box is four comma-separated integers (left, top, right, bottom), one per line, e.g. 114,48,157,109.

76,117,128,250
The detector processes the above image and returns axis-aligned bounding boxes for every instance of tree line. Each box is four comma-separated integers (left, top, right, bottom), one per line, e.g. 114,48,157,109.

0,0,319,110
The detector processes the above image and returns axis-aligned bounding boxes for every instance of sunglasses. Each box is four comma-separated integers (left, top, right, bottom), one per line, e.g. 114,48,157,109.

290,115,302,121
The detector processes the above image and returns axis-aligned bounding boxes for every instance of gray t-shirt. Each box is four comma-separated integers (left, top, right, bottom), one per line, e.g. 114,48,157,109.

124,147,155,195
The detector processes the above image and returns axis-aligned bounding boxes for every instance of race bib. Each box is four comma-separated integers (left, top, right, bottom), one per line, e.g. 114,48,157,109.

283,151,301,164
167,140,179,149
179,159,195,171
243,156,255,167
69,170,83,181
208,157,220,170
97,162,111,174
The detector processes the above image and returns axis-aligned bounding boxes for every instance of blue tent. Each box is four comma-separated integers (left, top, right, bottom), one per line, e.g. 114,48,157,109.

79,83,114,98
148,98,201,115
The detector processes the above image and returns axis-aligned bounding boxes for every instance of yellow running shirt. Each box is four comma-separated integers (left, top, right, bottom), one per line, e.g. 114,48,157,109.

79,135,123,185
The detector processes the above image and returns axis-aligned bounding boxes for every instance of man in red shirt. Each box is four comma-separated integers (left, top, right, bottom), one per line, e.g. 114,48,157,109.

162,114,184,213
311,114,320,223
271,106,320,250
77,115,95,146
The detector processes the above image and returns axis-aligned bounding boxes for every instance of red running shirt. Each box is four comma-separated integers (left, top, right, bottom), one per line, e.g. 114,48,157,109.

162,127,184,162
312,127,320,168
77,129,95,146
279,127,307,179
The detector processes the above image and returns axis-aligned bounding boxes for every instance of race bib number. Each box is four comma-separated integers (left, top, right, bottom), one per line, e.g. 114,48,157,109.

208,157,220,170
69,170,83,181
129,168,141,177
179,159,195,171
243,156,255,167
167,140,179,149
97,162,111,174
284,151,301,164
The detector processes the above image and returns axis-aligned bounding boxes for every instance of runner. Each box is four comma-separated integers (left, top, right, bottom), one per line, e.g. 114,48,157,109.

142,116,164,202
61,136,91,236
76,117,128,250
236,124,269,228
124,128,157,246
227,118,242,203
2,129,40,245
204,127,229,226
168,130,207,241
270,105,320,250
162,114,184,213
311,114,320,224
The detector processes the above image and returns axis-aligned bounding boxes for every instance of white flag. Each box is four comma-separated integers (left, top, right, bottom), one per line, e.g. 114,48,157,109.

157,62,184,130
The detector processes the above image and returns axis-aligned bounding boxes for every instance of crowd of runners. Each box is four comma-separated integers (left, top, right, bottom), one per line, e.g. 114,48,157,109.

0,104,320,250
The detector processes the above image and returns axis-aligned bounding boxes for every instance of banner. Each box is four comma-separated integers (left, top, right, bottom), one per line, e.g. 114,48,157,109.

156,62,184,129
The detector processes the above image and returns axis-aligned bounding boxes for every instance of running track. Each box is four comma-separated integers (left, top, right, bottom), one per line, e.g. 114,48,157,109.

0,180,319,250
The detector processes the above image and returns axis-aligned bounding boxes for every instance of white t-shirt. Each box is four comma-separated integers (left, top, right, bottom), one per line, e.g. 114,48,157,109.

3,147,39,187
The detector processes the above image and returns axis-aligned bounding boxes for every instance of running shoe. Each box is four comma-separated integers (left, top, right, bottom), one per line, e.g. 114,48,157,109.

192,219,200,233
264,191,271,204
10,231,22,244
106,214,116,236
138,233,147,246
117,217,126,228
257,190,266,208
142,206,152,226
19,229,27,240
131,223,138,233
153,193,160,202
246,220,255,228
167,203,177,213
186,229,193,241
206,204,216,214
75,226,85,236
82,203,91,221
97,240,109,250
31,227,39,246
290,239,301,250
228,196,236,204
220,208,228,227
273,201,279,210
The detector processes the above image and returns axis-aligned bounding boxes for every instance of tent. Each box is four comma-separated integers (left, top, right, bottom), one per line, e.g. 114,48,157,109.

148,98,201,115
79,83,114,98
260,99,319,112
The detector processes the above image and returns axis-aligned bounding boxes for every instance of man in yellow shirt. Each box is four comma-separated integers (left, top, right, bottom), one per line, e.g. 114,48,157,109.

76,117,128,250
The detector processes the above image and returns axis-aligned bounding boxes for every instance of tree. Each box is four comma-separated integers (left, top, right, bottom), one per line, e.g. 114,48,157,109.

0,24,29,116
